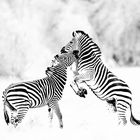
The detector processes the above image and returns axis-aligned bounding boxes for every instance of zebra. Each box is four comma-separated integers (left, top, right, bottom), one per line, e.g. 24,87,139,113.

60,30,140,125
3,50,79,128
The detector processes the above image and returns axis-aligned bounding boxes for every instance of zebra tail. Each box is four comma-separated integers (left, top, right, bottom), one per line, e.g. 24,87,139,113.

3,87,16,125
4,103,10,125
130,105,140,125
3,98,17,125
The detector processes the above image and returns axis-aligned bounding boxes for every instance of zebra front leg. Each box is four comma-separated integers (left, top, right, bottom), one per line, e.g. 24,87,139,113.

70,84,78,94
48,107,53,127
53,102,63,128
74,69,95,84
70,81,87,98
74,70,95,97
70,65,87,97
106,97,117,112
70,80,83,95
73,80,87,98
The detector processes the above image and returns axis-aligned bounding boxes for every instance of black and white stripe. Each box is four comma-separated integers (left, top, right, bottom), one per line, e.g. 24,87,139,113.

61,30,140,125
3,51,78,128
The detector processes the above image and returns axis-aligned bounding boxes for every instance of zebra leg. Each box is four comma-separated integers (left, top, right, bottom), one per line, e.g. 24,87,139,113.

106,98,117,112
16,106,29,127
70,80,87,98
70,69,87,95
11,102,30,127
70,83,78,94
48,107,53,126
116,100,128,125
70,80,81,93
53,102,63,128
74,70,95,97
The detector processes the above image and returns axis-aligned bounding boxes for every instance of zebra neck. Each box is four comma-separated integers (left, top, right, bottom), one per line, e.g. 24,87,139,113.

52,64,67,83
79,37,101,58
92,57,103,68
94,59,109,80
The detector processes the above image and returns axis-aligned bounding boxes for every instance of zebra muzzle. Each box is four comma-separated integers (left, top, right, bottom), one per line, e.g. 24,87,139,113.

60,47,67,53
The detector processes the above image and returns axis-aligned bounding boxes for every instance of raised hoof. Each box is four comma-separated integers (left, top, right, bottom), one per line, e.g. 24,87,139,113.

60,124,63,129
77,88,88,98
81,88,87,95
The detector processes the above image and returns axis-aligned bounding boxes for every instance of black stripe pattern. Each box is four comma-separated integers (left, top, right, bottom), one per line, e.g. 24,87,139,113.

3,52,77,128
61,30,140,125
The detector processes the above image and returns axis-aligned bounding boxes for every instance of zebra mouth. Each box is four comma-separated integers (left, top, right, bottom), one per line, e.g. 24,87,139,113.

54,55,60,62
61,47,67,53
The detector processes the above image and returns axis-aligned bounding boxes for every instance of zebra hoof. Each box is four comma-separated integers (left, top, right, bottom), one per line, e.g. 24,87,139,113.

81,88,87,95
60,124,63,129
77,88,87,98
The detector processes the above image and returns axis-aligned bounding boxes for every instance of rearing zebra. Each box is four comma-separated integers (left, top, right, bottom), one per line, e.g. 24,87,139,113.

3,51,78,128
61,30,140,125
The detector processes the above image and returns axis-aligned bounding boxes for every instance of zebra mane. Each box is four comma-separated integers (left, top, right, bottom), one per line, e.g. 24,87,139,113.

45,63,66,76
75,30,89,37
45,66,55,74
74,30,102,57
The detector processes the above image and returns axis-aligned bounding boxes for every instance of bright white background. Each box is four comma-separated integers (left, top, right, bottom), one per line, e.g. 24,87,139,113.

0,0,140,140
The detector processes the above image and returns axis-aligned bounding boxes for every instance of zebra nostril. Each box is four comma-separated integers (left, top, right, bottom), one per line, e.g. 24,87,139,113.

55,54,59,58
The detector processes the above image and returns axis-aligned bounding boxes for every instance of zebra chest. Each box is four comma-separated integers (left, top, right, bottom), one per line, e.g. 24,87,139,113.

39,83,55,100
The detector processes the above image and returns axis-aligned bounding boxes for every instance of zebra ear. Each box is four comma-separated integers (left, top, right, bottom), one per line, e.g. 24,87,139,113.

72,31,77,37
73,50,79,59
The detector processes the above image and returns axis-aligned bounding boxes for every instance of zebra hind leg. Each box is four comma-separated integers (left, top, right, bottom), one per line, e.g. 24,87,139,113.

11,111,19,127
17,106,30,126
106,98,117,112
11,105,30,127
116,101,128,125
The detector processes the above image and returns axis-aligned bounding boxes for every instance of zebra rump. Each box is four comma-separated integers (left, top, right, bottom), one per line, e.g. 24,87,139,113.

3,92,17,125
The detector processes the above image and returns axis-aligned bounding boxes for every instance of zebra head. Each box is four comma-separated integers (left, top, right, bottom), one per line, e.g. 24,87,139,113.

61,30,87,53
61,30,101,58
61,38,77,53
54,50,79,67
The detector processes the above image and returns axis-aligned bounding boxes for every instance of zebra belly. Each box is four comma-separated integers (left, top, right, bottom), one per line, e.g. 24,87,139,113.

85,77,132,104
29,96,48,108
29,101,47,108
29,91,55,108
